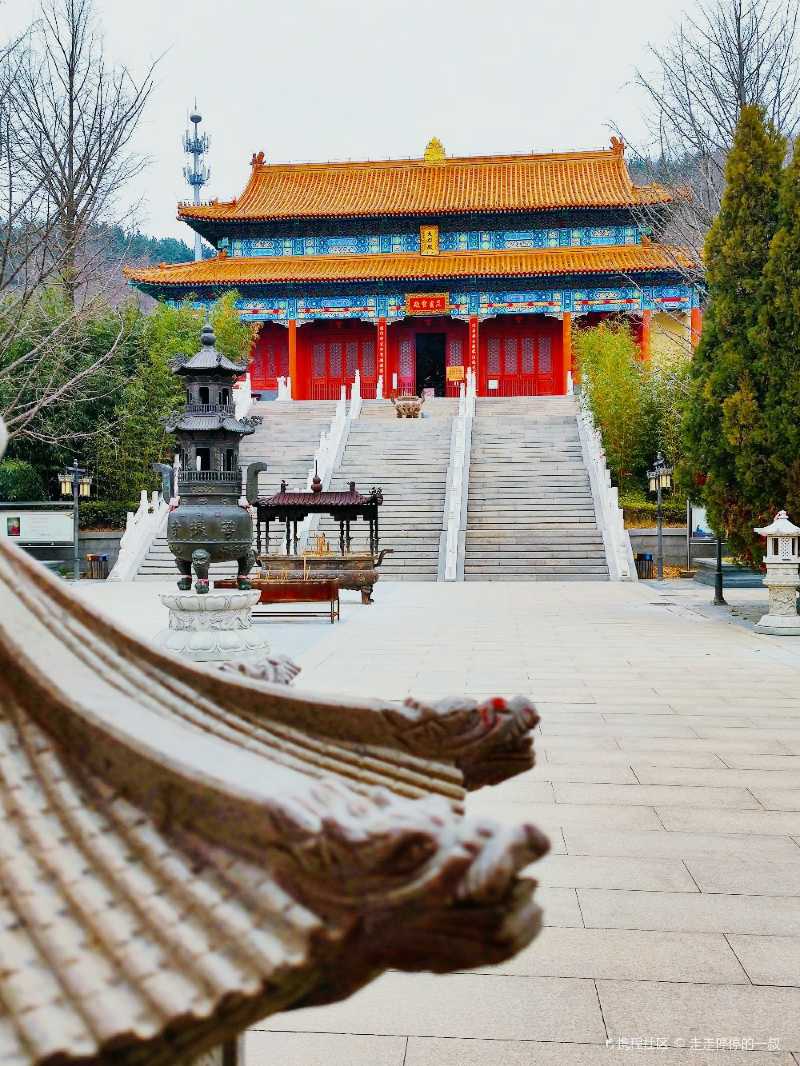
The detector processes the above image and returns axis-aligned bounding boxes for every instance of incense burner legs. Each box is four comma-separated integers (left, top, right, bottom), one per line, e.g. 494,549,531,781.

155,589,270,663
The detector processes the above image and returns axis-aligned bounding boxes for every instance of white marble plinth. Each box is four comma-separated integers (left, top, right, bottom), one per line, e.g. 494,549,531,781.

755,564,800,635
155,589,270,662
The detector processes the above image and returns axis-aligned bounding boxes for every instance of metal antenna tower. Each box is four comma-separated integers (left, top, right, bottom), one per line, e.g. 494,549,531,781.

183,102,210,261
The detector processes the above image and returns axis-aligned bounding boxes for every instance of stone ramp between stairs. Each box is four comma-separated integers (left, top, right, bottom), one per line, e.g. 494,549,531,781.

464,395,609,581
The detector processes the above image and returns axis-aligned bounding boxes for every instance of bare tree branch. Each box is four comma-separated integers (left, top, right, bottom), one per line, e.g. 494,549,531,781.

625,0,800,263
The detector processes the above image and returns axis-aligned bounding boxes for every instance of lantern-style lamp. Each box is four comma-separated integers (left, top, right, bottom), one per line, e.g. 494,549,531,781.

646,452,673,580
753,510,800,635
59,460,91,581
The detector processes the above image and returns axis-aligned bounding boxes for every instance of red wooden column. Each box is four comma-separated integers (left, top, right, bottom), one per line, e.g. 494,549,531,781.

468,315,479,388
640,309,652,362
690,306,703,349
376,317,387,390
288,319,298,398
562,311,572,393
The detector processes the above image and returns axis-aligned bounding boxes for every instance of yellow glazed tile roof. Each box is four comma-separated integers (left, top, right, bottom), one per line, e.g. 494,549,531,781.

177,146,672,222
126,244,689,288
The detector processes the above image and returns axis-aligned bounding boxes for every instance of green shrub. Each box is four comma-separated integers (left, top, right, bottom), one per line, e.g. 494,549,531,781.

576,322,647,489
78,499,139,530
0,460,46,501
620,487,687,527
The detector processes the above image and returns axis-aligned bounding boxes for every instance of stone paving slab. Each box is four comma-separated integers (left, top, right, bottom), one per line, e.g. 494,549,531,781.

533,854,699,892
469,926,747,983
72,579,800,1063
727,933,800,984
245,1031,405,1066
578,887,800,935
597,979,800,1053
404,1041,797,1066
684,858,800,896
264,972,606,1043
553,782,760,808
563,827,800,861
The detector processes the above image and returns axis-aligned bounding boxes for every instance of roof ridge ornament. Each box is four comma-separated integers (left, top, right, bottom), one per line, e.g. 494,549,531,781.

251,150,266,166
610,135,625,156
424,136,446,163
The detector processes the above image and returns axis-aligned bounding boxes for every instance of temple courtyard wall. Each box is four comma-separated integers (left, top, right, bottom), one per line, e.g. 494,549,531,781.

76,578,800,1066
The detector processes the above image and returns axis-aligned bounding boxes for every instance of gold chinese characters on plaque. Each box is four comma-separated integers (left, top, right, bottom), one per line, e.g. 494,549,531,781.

406,293,449,315
446,365,465,382
420,224,439,256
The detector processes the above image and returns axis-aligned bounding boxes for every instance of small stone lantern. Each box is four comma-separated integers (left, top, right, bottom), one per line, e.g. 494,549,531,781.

753,510,800,635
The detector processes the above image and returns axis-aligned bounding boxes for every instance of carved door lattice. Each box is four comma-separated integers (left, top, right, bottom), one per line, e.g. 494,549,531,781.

251,333,288,389
484,329,557,396
310,333,377,399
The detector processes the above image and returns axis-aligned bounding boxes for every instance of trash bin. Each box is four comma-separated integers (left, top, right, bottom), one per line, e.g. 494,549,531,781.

635,552,655,579
85,553,109,579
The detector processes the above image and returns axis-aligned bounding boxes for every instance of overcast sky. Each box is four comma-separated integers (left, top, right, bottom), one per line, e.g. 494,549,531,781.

3,0,682,243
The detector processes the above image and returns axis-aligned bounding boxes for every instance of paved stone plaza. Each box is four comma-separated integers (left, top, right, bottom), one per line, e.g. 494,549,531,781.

77,579,800,1065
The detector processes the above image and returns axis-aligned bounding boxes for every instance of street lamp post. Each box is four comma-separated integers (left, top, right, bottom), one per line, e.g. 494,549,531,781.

647,452,673,581
713,532,727,606
59,459,92,582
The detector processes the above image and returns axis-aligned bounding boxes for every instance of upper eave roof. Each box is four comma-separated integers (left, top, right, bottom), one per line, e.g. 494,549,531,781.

125,244,692,289
177,146,672,223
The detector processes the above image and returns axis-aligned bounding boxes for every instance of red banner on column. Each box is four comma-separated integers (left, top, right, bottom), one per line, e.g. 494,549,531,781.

376,317,387,378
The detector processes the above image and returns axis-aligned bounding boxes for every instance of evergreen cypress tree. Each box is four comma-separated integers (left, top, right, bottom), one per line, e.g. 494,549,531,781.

754,138,800,531
681,105,785,558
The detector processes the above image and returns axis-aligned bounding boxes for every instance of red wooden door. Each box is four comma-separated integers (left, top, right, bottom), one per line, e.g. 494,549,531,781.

309,327,377,400
251,328,288,391
482,320,560,396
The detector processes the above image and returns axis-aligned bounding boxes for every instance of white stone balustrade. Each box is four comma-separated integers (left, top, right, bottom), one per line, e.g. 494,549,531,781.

276,376,292,401
108,489,169,582
576,395,636,581
440,376,474,581
233,372,252,419
350,369,362,420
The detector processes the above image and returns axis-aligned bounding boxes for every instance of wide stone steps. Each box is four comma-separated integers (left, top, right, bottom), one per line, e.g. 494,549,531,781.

317,404,454,581
464,395,608,582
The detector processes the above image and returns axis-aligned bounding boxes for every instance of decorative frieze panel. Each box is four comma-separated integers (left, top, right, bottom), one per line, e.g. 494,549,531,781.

223,226,643,259
227,234,418,257
440,225,640,252
176,284,693,324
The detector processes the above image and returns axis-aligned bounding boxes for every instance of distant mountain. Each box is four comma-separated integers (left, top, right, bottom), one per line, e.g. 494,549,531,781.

100,225,195,264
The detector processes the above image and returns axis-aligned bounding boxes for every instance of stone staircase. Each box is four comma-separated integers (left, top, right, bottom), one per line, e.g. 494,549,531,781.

464,396,609,581
134,401,336,581
318,398,457,581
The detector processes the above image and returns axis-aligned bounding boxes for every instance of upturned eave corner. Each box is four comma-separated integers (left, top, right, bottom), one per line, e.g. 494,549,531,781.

0,530,549,1065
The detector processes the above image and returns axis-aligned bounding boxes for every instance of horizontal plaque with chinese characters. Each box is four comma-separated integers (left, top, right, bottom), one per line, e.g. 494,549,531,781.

406,293,449,315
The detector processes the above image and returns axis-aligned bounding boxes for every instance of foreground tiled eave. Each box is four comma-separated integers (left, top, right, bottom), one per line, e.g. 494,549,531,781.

125,245,692,290
0,534,546,1065
176,148,672,222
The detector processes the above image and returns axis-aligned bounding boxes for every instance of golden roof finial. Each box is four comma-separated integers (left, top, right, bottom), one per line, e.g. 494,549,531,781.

424,137,446,163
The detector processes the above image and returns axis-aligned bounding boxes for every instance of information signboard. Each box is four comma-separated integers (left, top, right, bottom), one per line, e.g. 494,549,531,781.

0,509,74,544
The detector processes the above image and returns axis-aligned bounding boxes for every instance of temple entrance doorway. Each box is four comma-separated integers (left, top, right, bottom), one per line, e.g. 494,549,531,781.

415,333,446,396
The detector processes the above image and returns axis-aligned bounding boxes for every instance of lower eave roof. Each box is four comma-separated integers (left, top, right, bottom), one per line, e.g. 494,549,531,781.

125,245,693,289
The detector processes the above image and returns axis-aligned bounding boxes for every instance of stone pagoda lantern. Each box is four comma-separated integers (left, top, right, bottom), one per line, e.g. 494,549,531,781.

753,509,800,635
156,323,269,663
166,322,256,591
